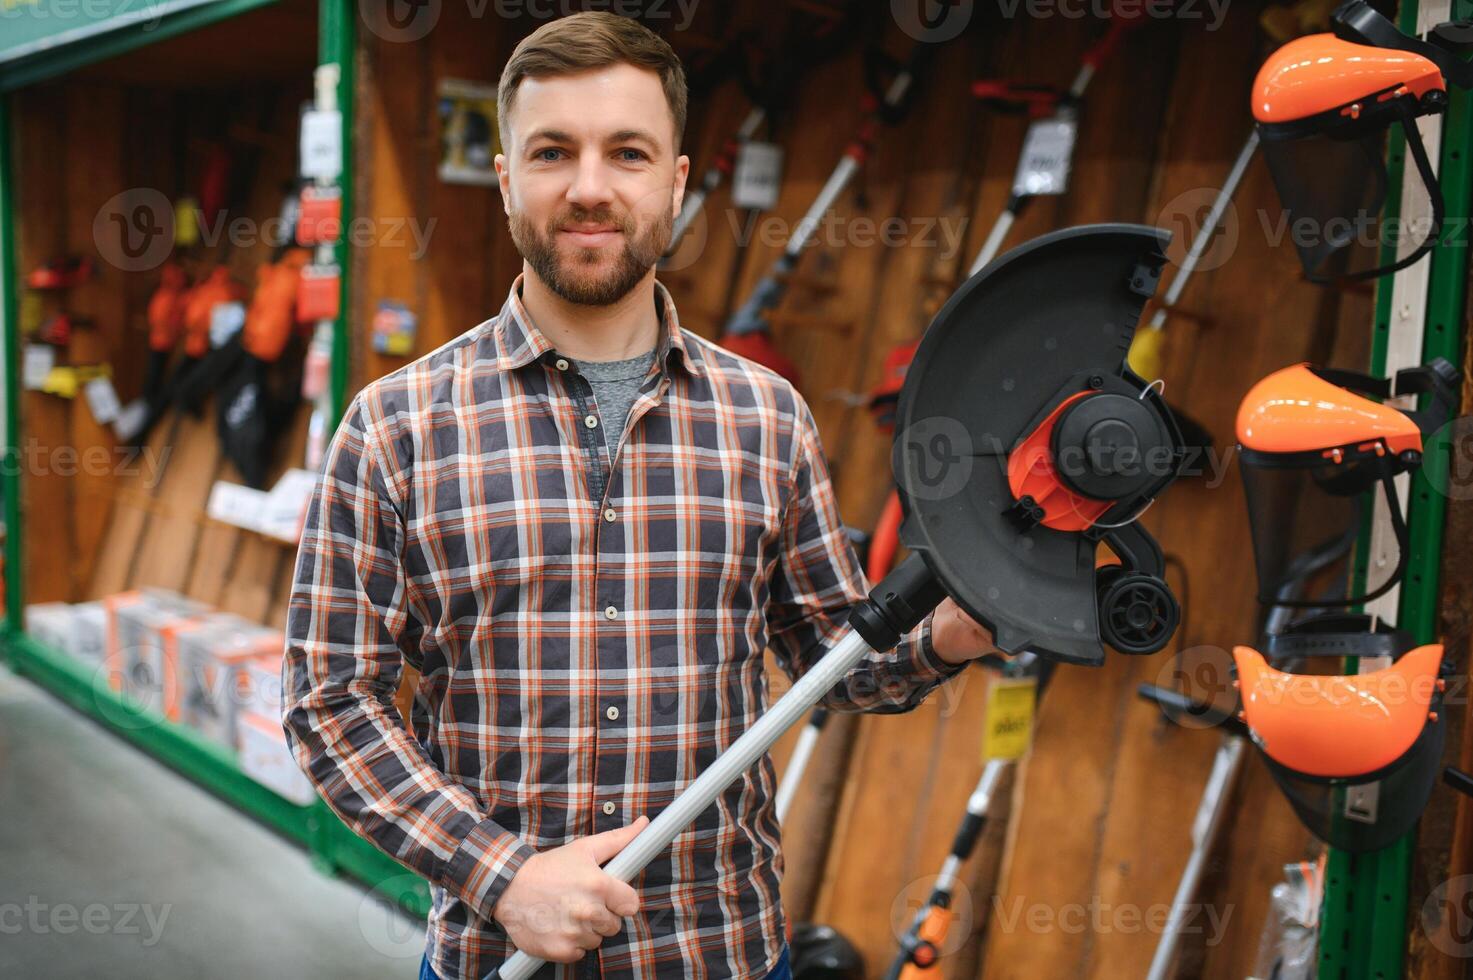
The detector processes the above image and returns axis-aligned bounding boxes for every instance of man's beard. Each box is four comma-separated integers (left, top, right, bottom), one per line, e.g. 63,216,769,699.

509,199,673,306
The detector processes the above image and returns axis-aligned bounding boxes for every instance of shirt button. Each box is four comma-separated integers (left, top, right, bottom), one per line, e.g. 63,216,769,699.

555,357,570,371
606,705,620,720
602,801,617,816
605,605,618,620
603,507,617,522
585,414,599,429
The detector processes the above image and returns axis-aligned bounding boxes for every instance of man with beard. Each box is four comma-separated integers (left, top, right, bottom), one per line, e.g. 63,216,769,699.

282,12,997,980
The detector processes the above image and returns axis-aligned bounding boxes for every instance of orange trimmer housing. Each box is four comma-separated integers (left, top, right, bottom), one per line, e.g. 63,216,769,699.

182,266,245,359
146,263,190,353
242,249,310,363
1007,391,1113,532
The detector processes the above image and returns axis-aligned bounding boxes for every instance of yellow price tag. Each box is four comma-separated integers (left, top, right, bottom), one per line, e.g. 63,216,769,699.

981,676,1037,762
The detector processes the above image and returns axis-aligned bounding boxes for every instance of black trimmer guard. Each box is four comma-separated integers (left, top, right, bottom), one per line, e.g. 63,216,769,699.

891,224,1184,665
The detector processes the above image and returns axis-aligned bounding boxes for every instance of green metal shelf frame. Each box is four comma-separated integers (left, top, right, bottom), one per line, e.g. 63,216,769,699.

1317,0,1473,975
0,0,429,917
0,0,283,93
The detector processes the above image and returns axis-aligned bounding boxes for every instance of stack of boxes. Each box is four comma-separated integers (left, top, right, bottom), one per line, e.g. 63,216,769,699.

26,590,314,805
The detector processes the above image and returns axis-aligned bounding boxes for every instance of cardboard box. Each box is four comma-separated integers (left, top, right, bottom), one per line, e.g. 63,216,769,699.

243,649,286,722
237,711,316,805
103,589,210,719
70,602,107,663
30,600,120,666
170,615,281,747
26,603,72,653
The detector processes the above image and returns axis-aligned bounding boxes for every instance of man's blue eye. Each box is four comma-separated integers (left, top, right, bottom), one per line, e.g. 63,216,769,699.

619,149,646,162
537,148,563,162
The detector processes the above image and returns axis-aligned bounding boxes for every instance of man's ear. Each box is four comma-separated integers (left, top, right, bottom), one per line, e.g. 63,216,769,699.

671,152,690,218
494,152,511,216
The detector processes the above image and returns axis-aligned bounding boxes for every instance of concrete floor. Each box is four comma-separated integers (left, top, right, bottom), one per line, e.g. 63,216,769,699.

0,664,425,979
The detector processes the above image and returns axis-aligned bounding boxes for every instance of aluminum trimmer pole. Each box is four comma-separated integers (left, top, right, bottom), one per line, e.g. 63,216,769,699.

493,628,878,980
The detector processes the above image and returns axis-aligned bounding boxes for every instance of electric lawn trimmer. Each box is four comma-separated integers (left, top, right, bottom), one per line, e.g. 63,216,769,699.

718,36,934,386
489,224,1191,980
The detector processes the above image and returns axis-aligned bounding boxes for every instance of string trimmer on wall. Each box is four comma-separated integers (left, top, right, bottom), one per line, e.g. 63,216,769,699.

665,5,857,258
719,35,935,386
968,10,1141,275
882,653,1050,980
490,224,1192,980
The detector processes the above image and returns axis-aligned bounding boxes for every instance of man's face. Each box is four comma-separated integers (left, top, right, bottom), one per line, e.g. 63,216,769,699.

496,63,689,307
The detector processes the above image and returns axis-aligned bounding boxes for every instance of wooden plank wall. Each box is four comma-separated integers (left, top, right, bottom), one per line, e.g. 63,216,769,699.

7,0,1463,975
355,1,1469,977
9,2,317,633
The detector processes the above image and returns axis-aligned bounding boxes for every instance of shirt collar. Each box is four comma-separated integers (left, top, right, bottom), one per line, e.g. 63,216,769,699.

494,272,704,380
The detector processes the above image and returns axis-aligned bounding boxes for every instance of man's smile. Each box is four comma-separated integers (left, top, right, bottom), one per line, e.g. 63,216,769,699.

558,225,622,247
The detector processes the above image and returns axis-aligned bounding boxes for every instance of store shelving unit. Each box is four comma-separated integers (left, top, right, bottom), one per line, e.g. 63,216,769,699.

0,0,428,916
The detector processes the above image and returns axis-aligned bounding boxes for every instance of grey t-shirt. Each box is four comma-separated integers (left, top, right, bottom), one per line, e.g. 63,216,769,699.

577,347,658,453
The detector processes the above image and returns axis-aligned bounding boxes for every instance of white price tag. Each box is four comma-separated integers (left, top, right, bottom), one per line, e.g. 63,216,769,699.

1011,116,1077,197
207,480,270,533
210,301,247,348
113,398,149,442
732,141,784,211
261,468,319,541
23,344,54,390
83,375,122,425
300,109,344,180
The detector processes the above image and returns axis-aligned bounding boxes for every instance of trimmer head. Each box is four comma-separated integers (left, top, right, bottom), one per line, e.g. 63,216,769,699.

891,225,1186,665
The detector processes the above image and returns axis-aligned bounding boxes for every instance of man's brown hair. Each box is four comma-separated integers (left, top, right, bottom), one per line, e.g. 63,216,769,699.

498,12,688,151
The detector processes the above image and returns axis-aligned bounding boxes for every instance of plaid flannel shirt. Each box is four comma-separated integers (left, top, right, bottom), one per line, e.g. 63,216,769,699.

282,275,968,980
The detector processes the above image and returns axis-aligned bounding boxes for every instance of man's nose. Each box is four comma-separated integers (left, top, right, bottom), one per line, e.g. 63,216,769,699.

566,154,615,210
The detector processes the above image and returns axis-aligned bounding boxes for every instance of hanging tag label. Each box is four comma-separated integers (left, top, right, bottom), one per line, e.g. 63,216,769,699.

300,109,344,180
1012,116,1077,197
732,141,784,211
23,344,55,390
113,398,149,442
210,301,247,348
981,676,1038,762
84,375,122,424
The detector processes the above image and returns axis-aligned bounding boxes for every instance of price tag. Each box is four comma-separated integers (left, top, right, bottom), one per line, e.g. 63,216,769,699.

300,109,344,180
210,301,247,348
113,398,149,442
732,141,784,211
980,676,1038,762
23,344,54,390
84,375,122,424
261,468,319,541
207,480,270,533
1011,116,1077,197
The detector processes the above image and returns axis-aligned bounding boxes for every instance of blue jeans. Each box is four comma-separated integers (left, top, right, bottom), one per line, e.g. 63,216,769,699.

420,943,791,979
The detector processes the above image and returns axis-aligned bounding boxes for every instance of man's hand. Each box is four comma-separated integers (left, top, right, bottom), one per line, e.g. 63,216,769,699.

492,815,650,963
929,597,1002,666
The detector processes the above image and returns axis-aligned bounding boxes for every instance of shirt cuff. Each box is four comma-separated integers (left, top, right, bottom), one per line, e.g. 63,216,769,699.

910,609,972,682
440,815,538,924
